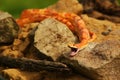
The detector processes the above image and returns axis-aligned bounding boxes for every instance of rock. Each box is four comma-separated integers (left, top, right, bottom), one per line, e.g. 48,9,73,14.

0,69,89,80
29,16,120,80
34,18,76,61
59,40,120,80
57,15,120,80
0,69,41,80
0,11,119,80
0,11,19,44
80,0,120,23
0,75,6,80
81,15,120,41
48,0,83,14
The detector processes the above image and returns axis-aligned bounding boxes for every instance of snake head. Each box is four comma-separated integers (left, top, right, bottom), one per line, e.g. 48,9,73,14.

68,44,80,57
68,43,87,57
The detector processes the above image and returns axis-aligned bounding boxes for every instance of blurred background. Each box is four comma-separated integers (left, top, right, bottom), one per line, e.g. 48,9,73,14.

118,0,120,3
0,0,58,18
0,0,120,18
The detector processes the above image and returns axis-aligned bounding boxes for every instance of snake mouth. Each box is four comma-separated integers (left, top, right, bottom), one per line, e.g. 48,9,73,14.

71,47,78,52
69,47,79,57
68,44,79,57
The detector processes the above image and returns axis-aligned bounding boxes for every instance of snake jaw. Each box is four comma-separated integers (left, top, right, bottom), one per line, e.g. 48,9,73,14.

68,44,80,57
70,47,80,57
68,43,88,57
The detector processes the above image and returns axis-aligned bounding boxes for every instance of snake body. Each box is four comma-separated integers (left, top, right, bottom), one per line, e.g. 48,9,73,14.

16,8,96,56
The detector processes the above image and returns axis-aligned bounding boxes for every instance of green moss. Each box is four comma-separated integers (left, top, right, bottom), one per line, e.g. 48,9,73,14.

118,0,120,5
0,0,58,18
